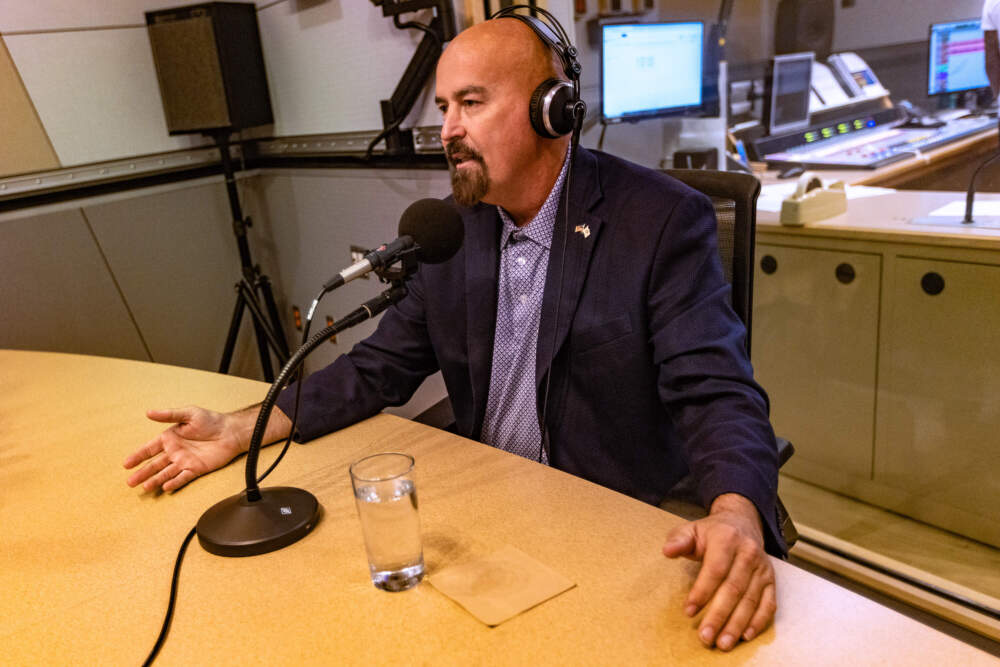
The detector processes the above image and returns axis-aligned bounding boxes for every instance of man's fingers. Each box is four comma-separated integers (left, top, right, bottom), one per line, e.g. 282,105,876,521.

742,578,777,642
123,436,163,469
693,544,756,647
143,461,181,492
715,565,770,651
686,532,740,611
163,468,196,493
662,523,696,559
126,451,170,487
146,407,191,425
134,456,172,491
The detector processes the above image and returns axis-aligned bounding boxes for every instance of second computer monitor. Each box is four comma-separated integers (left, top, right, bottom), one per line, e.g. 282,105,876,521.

600,21,706,123
928,18,990,96
768,52,815,136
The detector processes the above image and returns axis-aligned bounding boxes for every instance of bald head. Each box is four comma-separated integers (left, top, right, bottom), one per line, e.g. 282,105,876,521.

439,18,564,97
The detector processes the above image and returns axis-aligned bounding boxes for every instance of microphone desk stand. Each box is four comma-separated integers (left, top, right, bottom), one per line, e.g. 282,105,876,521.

197,271,413,557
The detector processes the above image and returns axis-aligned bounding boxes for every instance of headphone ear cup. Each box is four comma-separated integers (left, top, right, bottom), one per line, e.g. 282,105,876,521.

529,78,576,139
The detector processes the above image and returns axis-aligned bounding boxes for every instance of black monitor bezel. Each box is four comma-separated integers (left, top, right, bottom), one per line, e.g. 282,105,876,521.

599,20,716,125
927,17,991,97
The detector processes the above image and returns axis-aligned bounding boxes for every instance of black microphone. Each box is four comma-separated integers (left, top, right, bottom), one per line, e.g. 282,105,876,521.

322,198,464,291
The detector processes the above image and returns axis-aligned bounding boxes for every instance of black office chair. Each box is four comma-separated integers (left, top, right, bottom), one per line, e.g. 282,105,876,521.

659,168,798,550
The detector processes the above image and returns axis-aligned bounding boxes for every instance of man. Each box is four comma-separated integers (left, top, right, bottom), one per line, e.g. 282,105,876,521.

125,18,781,651
985,0,1000,97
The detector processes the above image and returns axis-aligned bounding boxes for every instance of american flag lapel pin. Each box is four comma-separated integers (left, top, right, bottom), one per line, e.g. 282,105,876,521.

574,224,591,239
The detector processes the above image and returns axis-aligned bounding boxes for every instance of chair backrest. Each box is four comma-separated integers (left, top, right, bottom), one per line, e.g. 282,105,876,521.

662,169,761,356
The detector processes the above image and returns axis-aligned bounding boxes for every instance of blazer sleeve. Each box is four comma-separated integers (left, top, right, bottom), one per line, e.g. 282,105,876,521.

274,268,440,442
648,190,787,556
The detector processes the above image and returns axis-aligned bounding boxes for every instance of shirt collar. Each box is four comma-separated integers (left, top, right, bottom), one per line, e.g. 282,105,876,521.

497,146,571,251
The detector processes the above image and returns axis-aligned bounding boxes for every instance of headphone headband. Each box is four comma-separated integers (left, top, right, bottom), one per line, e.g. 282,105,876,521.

486,5,586,139
488,5,580,82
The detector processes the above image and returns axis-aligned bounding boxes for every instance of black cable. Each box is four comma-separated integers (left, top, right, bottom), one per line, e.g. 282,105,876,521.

365,116,407,161
489,4,582,465
393,13,441,47
256,283,329,483
142,526,197,667
537,112,582,463
597,122,607,151
144,285,329,665
365,14,441,161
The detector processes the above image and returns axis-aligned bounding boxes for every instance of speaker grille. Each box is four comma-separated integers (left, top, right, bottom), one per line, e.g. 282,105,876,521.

148,17,231,133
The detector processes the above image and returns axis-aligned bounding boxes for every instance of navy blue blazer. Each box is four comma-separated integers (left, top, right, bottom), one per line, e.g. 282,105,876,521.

277,147,785,555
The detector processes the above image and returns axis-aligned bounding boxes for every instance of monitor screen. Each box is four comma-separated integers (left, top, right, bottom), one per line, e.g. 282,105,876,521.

768,52,814,135
928,18,990,96
600,21,705,123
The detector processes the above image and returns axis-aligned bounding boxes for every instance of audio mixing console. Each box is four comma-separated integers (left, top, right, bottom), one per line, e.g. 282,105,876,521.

761,115,995,169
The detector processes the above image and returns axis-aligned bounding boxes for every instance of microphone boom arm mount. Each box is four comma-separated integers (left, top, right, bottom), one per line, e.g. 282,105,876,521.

374,244,419,282
369,0,457,157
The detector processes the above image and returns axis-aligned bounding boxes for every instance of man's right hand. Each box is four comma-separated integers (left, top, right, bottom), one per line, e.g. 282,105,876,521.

123,405,290,493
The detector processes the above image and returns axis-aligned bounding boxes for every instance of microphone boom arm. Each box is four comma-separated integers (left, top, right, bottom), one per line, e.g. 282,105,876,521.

195,281,410,558
244,283,410,499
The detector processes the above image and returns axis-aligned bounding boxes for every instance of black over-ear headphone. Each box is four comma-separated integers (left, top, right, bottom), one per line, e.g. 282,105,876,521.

489,5,587,139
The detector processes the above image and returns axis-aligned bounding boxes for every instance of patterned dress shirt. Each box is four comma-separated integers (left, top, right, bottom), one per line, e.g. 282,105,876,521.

480,151,570,464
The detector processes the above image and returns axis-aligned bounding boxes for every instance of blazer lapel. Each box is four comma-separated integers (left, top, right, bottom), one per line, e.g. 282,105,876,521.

535,147,604,392
464,203,501,437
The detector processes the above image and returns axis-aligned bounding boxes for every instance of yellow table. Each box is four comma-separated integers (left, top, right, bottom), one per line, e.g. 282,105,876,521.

2,350,995,664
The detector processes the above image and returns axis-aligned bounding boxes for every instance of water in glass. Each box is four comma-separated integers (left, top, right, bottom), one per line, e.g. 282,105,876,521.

353,477,424,591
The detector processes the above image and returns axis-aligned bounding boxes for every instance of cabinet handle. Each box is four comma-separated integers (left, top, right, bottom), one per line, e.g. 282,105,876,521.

835,263,855,284
921,272,945,296
760,255,777,275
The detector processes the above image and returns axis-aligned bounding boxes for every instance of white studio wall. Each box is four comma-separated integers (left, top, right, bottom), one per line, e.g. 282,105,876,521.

832,0,983,52
0,1,471,172
257,2,442,137
252,166,454,417
4,27,210,167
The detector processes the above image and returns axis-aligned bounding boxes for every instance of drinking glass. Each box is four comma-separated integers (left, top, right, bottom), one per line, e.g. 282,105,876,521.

349,452,424,592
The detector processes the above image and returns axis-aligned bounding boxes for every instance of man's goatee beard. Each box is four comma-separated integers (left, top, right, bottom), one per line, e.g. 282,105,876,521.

450,161,489,207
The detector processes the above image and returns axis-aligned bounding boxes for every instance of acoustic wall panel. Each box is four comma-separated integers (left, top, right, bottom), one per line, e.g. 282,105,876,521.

3,28,209,168
256,2,444,137
0,209,149,360
83,179,264,378
252,168,453,417
0,36,60,177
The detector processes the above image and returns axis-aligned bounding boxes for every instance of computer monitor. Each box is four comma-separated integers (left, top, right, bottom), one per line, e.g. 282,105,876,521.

767,52,814,135
928,18,990,96
600,21,708,123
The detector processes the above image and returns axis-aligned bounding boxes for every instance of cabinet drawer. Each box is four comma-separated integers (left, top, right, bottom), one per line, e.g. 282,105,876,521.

753,244,881,478
878,257,1000,519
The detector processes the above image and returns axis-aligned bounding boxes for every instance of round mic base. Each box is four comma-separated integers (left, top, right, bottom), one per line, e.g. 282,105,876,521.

196,486,321,557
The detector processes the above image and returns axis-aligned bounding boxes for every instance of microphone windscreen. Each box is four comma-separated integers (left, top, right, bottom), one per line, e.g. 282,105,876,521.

398,198,464,264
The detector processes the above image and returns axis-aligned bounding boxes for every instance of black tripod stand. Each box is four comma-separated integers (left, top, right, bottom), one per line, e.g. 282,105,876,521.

214,130,290,382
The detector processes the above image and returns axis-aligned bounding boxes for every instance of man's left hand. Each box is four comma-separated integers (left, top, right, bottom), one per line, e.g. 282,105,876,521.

662,493,776,651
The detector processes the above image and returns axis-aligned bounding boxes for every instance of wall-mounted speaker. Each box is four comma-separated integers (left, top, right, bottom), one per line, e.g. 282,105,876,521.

145,2,273,135
774,0,836,61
